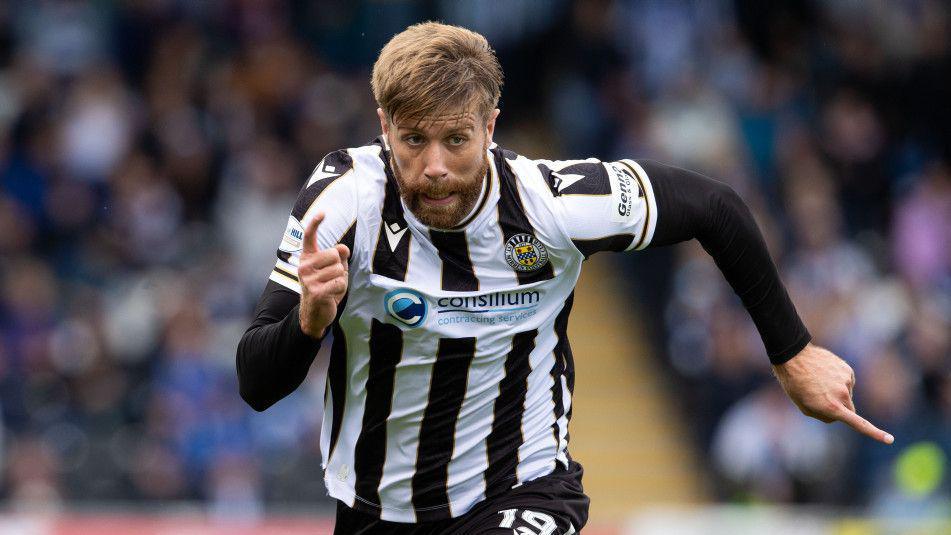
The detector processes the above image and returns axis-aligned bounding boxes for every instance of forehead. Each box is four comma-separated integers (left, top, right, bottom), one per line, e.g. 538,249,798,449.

393,109,480,135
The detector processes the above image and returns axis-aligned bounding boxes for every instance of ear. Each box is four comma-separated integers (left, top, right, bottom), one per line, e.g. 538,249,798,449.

485,108,500,145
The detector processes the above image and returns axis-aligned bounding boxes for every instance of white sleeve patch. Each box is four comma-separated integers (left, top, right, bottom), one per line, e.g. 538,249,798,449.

605,162,641,223
278,216,306,253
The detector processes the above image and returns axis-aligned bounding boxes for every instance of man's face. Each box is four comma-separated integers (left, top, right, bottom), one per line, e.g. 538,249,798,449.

379,106,499,229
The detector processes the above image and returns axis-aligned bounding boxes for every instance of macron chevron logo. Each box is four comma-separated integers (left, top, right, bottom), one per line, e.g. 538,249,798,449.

384,221,407,251
551,171,586,193
306,161,341,187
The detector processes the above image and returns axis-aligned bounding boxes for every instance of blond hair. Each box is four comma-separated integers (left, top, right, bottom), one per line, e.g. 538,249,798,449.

372,22,503,124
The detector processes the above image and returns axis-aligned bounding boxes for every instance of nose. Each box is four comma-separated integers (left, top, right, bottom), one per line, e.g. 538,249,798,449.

422,143,449,179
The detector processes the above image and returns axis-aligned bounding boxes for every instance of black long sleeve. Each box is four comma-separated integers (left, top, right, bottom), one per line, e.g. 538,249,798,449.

236,280,323,411
643,160,811,364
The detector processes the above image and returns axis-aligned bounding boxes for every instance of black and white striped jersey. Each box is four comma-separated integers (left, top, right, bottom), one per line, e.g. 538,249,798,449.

267,138,657,522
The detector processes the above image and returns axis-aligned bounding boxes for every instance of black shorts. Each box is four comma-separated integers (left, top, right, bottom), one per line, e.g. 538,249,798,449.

333,461,589,534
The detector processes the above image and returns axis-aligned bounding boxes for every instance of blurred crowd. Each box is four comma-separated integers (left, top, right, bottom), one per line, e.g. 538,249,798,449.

0,0,947,518
608,0,951,516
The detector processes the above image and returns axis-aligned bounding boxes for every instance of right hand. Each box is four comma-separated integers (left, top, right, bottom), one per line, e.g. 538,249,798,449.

773,343,894,444
298,212,350,338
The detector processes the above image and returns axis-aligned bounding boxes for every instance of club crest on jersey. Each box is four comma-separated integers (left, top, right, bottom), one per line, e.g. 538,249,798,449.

504,234,549,272
384,288,427,328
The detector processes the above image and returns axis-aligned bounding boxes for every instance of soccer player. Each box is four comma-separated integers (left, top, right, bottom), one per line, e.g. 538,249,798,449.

236,22,893,534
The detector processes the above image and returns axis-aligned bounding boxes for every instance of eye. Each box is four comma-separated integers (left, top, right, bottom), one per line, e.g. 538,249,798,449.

403,134,424,146
447,135,467,146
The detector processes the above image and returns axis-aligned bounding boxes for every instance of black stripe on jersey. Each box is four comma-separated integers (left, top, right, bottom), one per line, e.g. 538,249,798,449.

484,329,537,498
325,220,358,460
559,292,576,395
292,150,354,220
559,293,576,448
429,230,479,291
326,322,347,459
571,234,635,259
550,292,574,465
537,161,612,197
412,336,476,517
372,170,411,281
494,148,556,285
353,319,403,506
339,218,357,256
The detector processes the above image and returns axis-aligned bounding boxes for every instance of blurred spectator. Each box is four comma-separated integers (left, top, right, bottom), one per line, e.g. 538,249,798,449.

893,162,951,290
711,384,843,503
215,135,299,295
58,67,135,183
4,434,62,512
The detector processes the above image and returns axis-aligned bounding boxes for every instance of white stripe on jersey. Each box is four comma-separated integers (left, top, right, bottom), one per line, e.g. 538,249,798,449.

516,342,561,481
443,335,500,515
555,373,572,468
376,329,439,522
323,311,370,508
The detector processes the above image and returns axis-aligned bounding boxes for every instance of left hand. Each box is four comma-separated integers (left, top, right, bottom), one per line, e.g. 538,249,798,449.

772,343,894,444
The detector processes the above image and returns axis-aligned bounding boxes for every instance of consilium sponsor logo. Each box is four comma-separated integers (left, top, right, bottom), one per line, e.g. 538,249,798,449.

384,288,427,327
435,290,541,326
436,291,540,310
384,288,543,328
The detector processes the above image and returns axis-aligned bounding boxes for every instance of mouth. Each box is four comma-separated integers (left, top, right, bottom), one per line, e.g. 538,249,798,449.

420,192,457,206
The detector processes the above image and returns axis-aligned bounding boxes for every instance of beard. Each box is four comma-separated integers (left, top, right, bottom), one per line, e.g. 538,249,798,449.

390,155,488,229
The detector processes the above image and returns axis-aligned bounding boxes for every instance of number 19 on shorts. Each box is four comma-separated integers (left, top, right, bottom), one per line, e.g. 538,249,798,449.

497,509,576,535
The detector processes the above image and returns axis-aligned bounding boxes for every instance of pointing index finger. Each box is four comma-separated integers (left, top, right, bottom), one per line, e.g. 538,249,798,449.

838,408,894,445
303,212,325,255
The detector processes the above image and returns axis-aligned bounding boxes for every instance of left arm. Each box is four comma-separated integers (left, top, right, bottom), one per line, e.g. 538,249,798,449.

534,156,891,443
644,161,893,444
645,161,808,364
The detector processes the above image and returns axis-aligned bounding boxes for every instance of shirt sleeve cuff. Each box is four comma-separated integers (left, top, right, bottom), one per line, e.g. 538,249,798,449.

768,331,812,365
